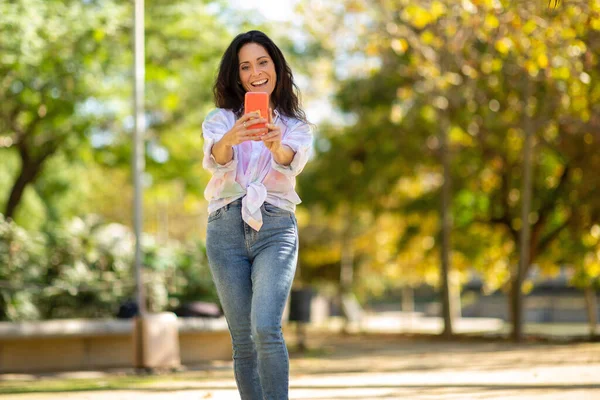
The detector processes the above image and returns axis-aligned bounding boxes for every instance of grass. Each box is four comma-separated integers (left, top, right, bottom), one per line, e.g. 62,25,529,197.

0,376,160,395
0,371,224,395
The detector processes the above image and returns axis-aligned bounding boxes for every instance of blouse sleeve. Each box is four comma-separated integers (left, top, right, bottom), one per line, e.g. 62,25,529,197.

271,119,313,177
202,109,238,175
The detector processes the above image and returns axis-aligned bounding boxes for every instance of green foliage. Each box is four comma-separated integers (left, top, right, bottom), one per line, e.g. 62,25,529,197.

297,0,600,296
0,0,130,220
0,0,244,231
0,214,216,321
0,214,46,320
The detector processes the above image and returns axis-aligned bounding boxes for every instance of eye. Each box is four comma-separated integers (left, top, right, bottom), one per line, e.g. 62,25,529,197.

241,65,249,71
260,60,268,66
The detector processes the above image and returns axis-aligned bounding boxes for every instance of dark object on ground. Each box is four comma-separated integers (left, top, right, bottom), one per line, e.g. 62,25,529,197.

174,301,222,318
117,300,139,319
289,288,313,322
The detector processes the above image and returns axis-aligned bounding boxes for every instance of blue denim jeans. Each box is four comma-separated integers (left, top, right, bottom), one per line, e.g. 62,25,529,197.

206,199,298,400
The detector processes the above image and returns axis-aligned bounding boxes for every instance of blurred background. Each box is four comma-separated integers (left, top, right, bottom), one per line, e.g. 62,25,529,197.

1,0,599,343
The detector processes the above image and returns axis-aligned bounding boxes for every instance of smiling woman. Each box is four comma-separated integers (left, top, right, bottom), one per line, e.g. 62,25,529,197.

200,30,313,400
213,31,306,124
238,43,277,111
239,43,277,102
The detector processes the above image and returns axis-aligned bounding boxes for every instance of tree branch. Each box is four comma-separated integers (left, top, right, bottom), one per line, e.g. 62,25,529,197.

536,214,572,257
531,165,570,242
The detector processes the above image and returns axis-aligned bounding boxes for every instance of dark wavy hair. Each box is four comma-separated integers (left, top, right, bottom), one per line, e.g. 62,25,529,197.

213,30,307,123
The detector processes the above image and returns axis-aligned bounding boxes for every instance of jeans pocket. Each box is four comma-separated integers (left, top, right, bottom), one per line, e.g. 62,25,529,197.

208,207,225,223
262,203,290,217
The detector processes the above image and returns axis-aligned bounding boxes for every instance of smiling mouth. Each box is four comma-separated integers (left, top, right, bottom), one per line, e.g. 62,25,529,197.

251,79,268,87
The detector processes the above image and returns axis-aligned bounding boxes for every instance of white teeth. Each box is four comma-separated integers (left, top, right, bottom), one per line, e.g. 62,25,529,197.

252,79,268,86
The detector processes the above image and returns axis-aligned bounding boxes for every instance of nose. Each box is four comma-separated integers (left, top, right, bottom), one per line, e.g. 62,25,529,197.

250,64,261,77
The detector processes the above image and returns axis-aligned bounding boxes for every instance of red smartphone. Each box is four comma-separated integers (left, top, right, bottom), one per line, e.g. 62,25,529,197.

244,92,269,130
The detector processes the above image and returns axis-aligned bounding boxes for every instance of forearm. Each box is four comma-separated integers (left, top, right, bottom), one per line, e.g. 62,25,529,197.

271,145,295,166
211,138,234,165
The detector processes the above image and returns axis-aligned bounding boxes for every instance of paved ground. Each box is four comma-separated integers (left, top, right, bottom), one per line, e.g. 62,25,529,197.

2,332,600,400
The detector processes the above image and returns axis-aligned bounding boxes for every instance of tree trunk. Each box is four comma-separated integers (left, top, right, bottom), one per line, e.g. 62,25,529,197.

513,80,534,342
509,277,523,340
440,111,454,338
339,210,355,333
401,286,414,313
584,286,598,338
4,158,43,219
450,271,462,320
340,224,354,296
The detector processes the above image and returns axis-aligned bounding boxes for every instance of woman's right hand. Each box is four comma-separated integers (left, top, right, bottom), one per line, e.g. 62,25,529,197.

222,112,268,146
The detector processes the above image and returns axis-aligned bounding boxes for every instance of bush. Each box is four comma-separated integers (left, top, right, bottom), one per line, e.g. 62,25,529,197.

0,214,216,321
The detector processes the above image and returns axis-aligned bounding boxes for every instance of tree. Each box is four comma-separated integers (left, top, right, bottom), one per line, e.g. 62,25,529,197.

0,0,129,220
298,0,600,339
0,0,243,238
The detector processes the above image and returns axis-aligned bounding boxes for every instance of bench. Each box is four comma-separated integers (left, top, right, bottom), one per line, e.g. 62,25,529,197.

0,317,232,373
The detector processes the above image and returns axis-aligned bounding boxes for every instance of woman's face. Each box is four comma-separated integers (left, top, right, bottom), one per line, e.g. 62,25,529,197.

238,43,277,97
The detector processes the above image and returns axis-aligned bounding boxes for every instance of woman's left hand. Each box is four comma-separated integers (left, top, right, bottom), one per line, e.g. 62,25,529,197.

262,123,282,152
262,108,282,152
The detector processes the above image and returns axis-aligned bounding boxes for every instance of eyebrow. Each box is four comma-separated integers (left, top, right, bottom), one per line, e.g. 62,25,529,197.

239,56,269,65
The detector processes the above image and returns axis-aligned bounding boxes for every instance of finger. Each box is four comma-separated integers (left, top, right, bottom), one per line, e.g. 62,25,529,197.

262,137,281,143
239,119,267,132
261,130,278,139
238,112,260,125
244,111,260,118
247,118,268,125
245,131,265,141
241,118,268,128
243,128,267,136
238,133,265,143
265,123,280,133
262,133,281,142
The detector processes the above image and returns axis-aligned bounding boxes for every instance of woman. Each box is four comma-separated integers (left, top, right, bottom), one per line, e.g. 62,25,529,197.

201,30,312,399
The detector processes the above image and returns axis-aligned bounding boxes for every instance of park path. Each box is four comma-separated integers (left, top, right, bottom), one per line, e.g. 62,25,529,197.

3,333,600,399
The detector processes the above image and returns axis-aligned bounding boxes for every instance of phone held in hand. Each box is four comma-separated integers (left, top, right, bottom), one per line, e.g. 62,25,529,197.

244,92,269,130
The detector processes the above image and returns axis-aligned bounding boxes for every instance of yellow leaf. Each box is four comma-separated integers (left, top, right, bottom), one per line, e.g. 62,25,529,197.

485,14,499,29
495,37,512,54
522,280,534,294
492,59,502,72
562,27,577,39
421,31,435,44
537,53,549,69
525,60,539,76
391,38,408,54
403,5,434,29
552,66,571,80
585,261,600,278
431,1,446,18
93,29,105,41
523,20,537,34
449,126,474,146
